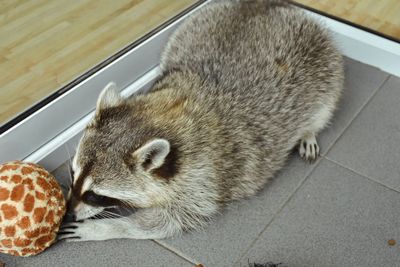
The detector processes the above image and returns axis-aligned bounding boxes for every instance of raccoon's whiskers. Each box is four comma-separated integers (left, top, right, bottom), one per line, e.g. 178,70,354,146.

100,210,134,225
119,199,138,210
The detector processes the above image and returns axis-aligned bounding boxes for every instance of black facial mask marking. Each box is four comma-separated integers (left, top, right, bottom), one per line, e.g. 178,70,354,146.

82,190,123,207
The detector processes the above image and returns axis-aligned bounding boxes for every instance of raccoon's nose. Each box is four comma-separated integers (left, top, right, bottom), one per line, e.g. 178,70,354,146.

63,212,77,222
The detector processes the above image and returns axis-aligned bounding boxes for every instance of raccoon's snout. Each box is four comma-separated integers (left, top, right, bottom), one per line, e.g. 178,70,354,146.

67,187,136,221
63,212,77,223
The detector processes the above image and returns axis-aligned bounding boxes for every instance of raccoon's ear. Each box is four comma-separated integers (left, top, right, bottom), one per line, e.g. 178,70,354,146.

95,82,122,113
133,139,170,171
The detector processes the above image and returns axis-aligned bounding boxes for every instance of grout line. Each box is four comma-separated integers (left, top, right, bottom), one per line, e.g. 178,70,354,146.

233,157,324,266
321,74,391,156
324,156,400,194
152,240,200,266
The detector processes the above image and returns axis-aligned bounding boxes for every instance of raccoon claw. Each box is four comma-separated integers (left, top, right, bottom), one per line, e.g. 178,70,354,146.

57,221,84,242
57,234,81,242
299,134,320,162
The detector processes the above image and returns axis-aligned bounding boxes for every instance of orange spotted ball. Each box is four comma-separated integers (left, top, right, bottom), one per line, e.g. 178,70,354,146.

0,161,66,257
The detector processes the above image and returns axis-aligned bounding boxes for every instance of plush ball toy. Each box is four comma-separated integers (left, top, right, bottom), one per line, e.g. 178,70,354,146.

0,161,66,257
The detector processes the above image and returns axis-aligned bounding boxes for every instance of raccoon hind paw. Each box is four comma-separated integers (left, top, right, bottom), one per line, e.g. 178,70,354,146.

299,133,320,163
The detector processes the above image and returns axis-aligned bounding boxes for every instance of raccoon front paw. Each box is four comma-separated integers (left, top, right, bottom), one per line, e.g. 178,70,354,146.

58,220,108,242
299,134,320,162
58,218,127,242
57,220,89,242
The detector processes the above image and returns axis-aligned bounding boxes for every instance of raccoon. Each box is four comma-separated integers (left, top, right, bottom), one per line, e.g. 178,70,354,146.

59,0,343,241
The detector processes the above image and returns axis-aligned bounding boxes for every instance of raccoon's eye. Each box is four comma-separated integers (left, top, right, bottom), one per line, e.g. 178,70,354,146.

82,191,106,206
82,190,121,207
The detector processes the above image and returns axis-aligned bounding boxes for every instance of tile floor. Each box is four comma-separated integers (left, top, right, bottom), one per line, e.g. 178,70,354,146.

1,58,399,267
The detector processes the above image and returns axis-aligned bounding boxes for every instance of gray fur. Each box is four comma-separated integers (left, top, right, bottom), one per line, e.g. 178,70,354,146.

63,0,343,241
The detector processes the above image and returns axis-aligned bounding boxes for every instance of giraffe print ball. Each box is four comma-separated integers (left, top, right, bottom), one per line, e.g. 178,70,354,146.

0,161,66,257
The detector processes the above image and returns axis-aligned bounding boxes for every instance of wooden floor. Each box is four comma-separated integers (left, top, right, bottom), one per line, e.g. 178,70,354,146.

1,0,399,126
294,0,400,40
0,0,196,125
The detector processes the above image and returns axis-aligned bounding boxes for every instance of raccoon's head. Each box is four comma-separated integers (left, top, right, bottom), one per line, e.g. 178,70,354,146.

68,83,180,220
